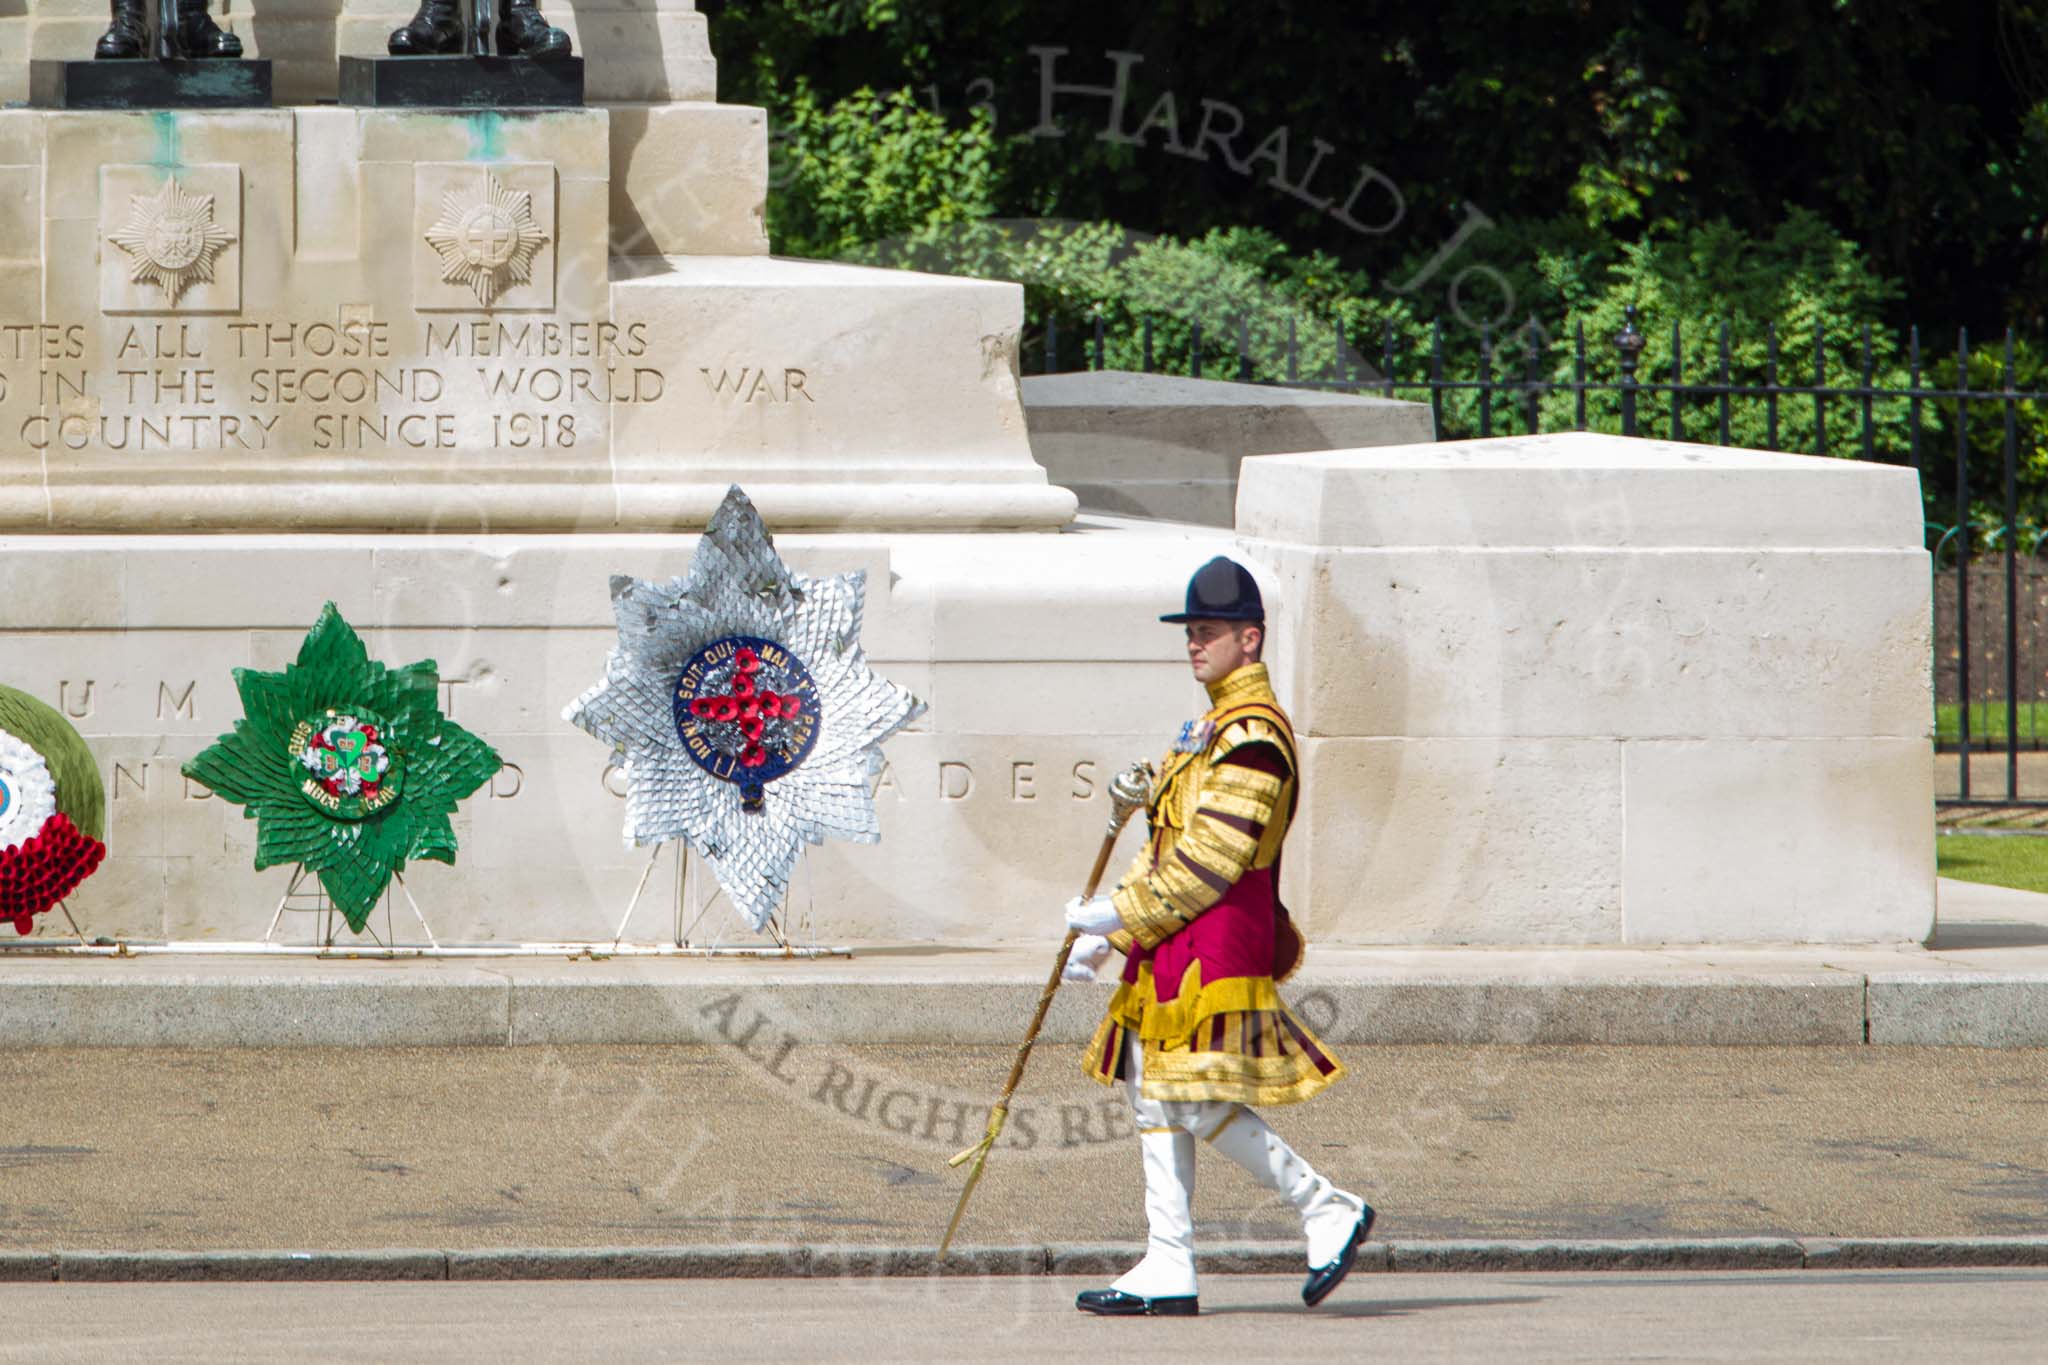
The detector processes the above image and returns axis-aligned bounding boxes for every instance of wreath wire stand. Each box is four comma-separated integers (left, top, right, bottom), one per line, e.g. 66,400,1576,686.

8,852,851,961
10,850,859,959
0,900,91,949
262,864,440,956
610,839,848,960
53,900,87,941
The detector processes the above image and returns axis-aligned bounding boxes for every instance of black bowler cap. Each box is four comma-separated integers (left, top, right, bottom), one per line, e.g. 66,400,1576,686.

1160,556,1265,624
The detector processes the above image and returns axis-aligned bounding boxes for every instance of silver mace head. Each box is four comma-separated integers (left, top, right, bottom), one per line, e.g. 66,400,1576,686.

1106,760,1155,834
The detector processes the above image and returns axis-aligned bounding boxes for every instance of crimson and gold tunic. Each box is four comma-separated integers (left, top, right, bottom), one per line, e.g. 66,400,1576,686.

1083,662,1344,1107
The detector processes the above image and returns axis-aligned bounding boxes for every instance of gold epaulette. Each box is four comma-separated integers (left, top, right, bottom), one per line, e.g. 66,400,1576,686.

1209,710,1296,777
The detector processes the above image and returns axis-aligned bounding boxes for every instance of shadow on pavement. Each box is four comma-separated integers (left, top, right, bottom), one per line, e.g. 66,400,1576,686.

1207,1294,1545,1318
1929,920,2048,949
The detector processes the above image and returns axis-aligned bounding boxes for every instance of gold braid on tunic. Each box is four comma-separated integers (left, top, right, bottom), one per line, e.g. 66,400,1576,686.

1084,663,1344,1107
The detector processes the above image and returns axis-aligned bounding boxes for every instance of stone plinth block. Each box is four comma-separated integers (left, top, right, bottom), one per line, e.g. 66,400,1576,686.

1239,433,1935,945
563,6,716,104
0,108,1070,533
1022,370,1433,525
605,256,1077,530
606,102,768,258
338,55,585,110
1240,432,1922,550
0,527,1220,945
1622,737,1933,942
1247,546,1933,741
1286,736,1626,944
29,59,273,111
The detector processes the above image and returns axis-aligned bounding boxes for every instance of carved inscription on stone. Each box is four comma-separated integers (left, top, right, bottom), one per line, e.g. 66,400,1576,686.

699,367,816,406
0,318,680,458
58,680,94,719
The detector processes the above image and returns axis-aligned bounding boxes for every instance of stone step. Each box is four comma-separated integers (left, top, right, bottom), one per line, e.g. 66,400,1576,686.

1022,371,1435,527
0,944,2042,1045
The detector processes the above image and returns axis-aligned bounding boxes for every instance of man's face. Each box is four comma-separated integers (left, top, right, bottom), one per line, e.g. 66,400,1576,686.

1184,619,1260,684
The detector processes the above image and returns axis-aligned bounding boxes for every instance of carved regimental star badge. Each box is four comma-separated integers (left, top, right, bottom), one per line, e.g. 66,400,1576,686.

564,486,925,931
424,174,550,307
105,177,236,306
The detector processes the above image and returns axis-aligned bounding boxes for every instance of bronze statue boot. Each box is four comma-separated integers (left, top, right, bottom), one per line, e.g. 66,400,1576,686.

176,0,243,57
387,0,463,55
94,0,148,58
497,0,571,59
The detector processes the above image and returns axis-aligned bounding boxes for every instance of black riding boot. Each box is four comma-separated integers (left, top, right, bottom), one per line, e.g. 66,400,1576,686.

176,0,243,58
496,0,570,59
94,0,148,58
388,0,463,55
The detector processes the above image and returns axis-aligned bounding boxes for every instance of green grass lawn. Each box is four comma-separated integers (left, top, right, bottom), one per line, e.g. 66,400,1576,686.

1936,833,2048,893
1937,701,2048,744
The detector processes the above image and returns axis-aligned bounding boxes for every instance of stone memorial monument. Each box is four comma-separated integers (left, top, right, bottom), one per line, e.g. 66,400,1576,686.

0,3,1934,947
387,0,572,58
1235,436,1934,944
96,0,243,60
29,0,271,109
348,0,584,108
0,2,1116,946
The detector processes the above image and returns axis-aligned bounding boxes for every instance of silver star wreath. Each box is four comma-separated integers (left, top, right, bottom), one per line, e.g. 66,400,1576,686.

564,486,924,930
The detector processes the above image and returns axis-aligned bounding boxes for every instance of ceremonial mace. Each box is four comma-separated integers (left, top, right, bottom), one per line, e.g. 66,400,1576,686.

938,759,1155,1259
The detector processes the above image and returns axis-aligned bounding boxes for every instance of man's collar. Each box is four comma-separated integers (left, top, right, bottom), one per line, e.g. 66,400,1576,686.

1205,661,1273,710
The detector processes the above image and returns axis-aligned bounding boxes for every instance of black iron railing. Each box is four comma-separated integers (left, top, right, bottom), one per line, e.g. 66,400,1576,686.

1031,305,2048,808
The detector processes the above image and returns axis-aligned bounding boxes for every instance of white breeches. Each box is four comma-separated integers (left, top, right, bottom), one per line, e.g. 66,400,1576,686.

1120,1035,1241,1140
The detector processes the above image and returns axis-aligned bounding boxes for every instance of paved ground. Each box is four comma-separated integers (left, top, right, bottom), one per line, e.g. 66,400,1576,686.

0,1271,2042,1362
2,1043,2045,1251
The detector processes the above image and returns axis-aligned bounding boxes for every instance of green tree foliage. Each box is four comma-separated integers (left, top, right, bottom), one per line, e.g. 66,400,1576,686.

703,0,2048,333
770,82,1000,260
1518,211,1914,455
708,1,2048,525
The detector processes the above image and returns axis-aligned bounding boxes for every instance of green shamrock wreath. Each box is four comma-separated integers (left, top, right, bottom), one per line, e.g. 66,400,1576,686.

183,603,502,933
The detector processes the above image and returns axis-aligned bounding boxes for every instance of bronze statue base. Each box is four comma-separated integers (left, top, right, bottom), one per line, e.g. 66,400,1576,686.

28,58,272,109
338,55,584,109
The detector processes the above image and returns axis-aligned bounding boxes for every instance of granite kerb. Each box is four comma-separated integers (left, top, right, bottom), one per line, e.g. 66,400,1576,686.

16,1239,2048,1281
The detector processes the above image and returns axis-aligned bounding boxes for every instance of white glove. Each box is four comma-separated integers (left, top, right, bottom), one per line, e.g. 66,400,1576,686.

1064,894,1122,936
1062,934,1113,983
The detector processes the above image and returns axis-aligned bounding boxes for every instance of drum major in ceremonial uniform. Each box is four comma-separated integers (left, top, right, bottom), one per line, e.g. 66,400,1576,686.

1060,555,1376,1317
